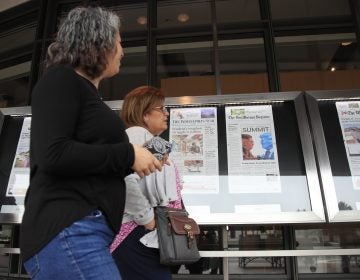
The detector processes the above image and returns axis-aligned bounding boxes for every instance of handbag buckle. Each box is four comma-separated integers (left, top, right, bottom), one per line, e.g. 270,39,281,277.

184,224,194,248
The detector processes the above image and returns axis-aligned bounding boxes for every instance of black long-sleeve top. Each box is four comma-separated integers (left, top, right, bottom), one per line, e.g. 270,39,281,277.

19,65,135,261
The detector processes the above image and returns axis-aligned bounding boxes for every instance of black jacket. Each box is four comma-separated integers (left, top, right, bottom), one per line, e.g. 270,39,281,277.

20,65,134,261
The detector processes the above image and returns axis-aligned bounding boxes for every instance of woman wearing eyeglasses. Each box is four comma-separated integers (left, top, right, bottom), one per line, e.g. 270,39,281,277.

111,86,183,280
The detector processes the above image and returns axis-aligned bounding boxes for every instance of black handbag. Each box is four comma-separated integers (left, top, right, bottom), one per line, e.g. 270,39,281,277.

155,206,201,265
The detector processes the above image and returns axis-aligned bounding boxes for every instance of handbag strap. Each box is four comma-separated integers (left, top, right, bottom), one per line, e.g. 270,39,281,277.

181,199,186,210
167,162,183,209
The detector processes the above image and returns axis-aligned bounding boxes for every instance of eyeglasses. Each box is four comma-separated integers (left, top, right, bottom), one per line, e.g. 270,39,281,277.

152,106,168,113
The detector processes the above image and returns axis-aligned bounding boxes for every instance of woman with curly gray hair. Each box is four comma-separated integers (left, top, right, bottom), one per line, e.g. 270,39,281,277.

20,6,162,280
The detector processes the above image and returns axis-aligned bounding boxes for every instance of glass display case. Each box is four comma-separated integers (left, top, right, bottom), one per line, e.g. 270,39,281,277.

0,107,30,224
0,92,326,225
158,92,325,225
306,90,360,222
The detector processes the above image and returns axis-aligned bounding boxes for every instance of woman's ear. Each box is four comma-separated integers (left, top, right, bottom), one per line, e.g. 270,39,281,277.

143,113,149,124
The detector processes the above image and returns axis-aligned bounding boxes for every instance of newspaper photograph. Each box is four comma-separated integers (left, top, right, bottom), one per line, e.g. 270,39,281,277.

225,105,281,193
336,101,360,189
169,107,219,193
6,117,31,197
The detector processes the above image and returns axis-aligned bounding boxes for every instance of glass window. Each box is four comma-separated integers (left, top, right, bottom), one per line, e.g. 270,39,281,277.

112,2,148,33
0,62,31,107
58,2,148,33
228,226,285,275
275,33,360,91
157,40,215,96
295,226,360,274
171,226,223,275
218,37,269,94
0,0,31,12
157,0,212,29
0,7,37,107
216,0,260,23
271,0,351,20
56,2,148,101
0,3,37,56
99,45,147,100
0,225,13,274
0,25,36,55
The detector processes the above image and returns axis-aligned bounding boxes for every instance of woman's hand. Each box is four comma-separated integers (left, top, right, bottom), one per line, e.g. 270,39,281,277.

162,154,171,166
144,219,156,231
132,144,162,178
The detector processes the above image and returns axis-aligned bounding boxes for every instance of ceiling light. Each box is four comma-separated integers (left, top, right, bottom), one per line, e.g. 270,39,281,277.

331,67,336,72
137,16,147,25
177,13,189,23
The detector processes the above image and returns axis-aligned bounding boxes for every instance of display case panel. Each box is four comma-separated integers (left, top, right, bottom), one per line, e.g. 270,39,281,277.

157,92,324,224
0,107,30,224
306,90,360,222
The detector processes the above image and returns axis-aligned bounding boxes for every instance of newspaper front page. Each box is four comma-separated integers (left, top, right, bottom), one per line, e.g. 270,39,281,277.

336,101,360,190
6,117,31,198
225,105,281,193
169,107,219,194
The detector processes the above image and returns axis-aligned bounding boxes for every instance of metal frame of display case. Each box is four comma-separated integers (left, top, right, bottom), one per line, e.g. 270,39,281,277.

306,89,360,222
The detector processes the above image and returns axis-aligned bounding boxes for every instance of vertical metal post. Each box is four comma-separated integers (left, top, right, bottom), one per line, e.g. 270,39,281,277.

28,0,49,104
222,257,229,280
147,0,157,86
349,0,360,50
211,0,222,95
222,226,229,280
259,0,280,92
284,226,299,280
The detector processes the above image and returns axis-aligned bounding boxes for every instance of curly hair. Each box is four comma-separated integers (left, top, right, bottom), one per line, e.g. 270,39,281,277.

121,86,165,128
45,6,121,79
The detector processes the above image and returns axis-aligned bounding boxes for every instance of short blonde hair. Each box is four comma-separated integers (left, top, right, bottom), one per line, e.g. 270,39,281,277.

121,86,165,128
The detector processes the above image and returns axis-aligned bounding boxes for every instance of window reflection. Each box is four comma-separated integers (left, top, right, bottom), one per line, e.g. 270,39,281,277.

171,226,223,275
228,226,285,275
216,0,260,23
99,46,147,101
112,3,147,33
157,0,211,29
275,34,360,91
0,225,12,275
271,0,350,19
229,226,283,250
218,38,268,94
0,73,30,107
157,41,215,97
295,226,360,274
56,3,148,101
0,26,36,55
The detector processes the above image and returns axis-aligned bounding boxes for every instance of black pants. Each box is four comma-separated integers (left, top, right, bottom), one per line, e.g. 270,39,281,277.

112,226,172,280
